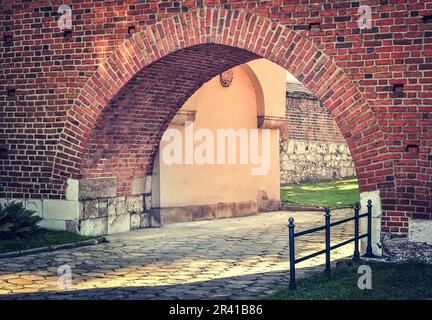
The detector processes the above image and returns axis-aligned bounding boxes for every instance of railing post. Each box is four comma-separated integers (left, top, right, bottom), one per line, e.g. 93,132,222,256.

324,208,331,272
365,199,374,257
353,202,360,261
288,217,297,290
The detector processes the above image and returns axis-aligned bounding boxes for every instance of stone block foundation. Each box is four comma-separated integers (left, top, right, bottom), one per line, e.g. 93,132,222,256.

0,175,280,236
0,176,156,236
152,200,265,225
76,177,156,236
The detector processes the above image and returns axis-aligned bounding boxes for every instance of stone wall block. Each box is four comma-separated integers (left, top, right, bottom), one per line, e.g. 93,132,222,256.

130,213,141,230
79,178,117,200
98,199,109,218
107,198,116,216
66,220,79,233
79,217,108,236
140,212,152,228
144,195,152,211
25,199,43,218
114,196,127,216
126,195,144,213
82,200,99,219
409,219,432,245
131,177,145,195
144,176,152,194
108,213,130,234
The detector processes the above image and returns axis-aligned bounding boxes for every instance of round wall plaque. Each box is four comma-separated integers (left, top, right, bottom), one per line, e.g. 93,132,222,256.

219,69,233,87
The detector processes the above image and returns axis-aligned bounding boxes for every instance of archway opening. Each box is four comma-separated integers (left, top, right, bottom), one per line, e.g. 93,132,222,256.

281,74,359,210
75,43,369,239
151,58,285,224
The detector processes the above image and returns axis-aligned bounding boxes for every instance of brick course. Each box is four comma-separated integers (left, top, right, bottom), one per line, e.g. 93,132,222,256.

1,1,431,234
281,85,346,143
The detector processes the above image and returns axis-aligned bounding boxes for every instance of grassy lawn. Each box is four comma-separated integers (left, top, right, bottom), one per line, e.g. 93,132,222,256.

266,261,432,300
281,177,360,208
0,229,94,254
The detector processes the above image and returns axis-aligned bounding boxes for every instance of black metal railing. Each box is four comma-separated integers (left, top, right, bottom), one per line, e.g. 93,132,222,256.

288,199,374,290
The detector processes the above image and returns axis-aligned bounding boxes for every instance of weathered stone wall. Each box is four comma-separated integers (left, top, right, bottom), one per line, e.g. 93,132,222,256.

0,176,158,236
280,85,355,183
280,140,355,184
78,176,157,236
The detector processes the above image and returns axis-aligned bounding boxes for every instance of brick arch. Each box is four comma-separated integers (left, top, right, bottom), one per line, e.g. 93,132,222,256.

53,7,387,196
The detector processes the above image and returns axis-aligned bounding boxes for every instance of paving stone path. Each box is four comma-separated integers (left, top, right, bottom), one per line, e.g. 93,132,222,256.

0,210,355,300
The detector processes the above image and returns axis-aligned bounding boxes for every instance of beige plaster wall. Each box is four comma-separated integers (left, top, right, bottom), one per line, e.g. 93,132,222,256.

154,59,286,209
246,59,286,118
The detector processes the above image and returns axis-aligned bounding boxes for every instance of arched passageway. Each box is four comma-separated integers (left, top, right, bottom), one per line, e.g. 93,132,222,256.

48,8,389,242
55,9,385,194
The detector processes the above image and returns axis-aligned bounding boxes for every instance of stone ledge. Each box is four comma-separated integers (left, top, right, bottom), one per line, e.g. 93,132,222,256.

171,110,196,125
257,115,286,129
43,199,82,220
286,89,317,100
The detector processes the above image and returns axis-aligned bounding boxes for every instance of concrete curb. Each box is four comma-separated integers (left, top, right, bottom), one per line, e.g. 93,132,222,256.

0,236,108,259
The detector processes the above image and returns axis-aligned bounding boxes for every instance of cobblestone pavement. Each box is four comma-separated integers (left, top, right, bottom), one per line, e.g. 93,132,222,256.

0,210,355,300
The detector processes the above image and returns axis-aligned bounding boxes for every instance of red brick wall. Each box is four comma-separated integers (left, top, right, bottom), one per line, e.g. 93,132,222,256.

281,89,346,143
1,1,431,234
